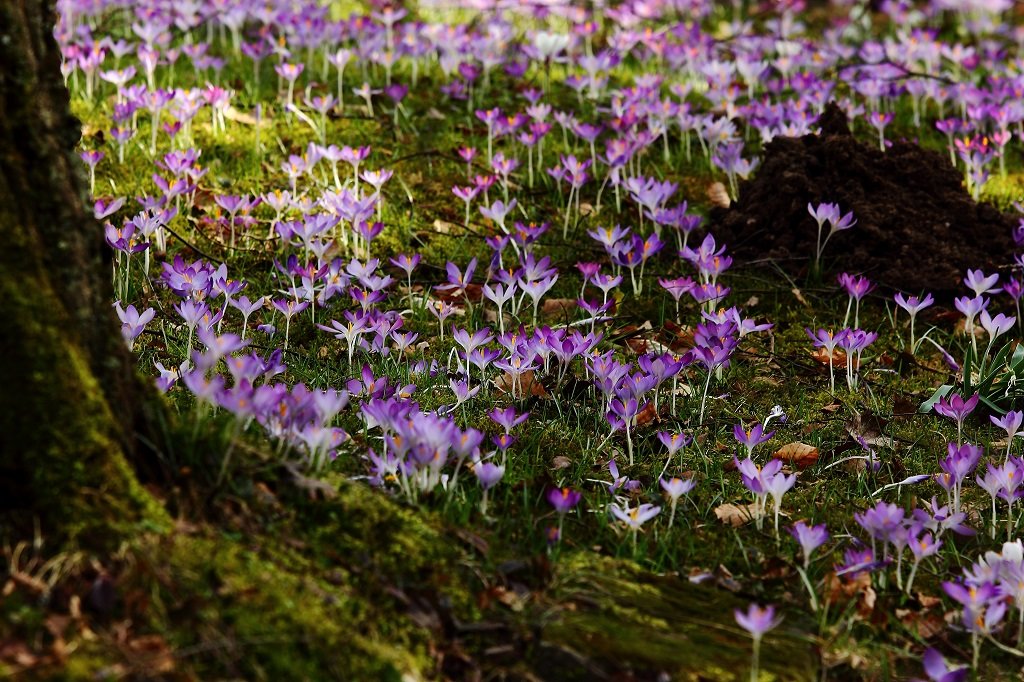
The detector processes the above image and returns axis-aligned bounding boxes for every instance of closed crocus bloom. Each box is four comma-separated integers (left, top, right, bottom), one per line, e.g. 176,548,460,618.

735,602,781,640
474,462,504,490
790,521,829,568
547,487,582,514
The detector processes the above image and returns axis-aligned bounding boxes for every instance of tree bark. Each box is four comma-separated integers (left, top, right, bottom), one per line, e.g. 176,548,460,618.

0,0,167,542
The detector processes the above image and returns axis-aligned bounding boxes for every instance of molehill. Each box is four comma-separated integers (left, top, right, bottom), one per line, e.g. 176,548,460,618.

712,102,1017,293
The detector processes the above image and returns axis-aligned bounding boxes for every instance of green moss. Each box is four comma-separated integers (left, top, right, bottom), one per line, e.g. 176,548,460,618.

0,269,170,545
42,481,479,679
540,554,818,681
156,535,426,679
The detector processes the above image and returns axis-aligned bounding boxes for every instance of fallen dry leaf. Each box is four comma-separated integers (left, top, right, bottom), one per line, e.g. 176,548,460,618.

714,502,759,527
659,320,695,351
634,401,660,427
846,410,894,449
494,369,549,398
896,608,945,639
126,635,176,673
810,346,853,367
707,181,731,208
433,282,483,304
826,571,877,620
773,442,819,469
551,456,572,470
222,104,262,125
432,218,458,234
791,288,810,307
490,586,528,612
540,298,577,318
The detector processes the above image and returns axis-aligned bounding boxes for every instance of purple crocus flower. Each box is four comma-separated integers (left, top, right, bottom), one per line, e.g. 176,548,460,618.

806,327,848,392
916,648,968,682
609,502,661,550
114,302,155,351
894,292,934,353
933,392,979,443
659,475,695,528
657,431,691,459
954,295,988,339
548,487,582,515
991,411,1024,459
836,545,885,579
979,309,1015,343
964,269,1001,297
837,273,873,328
544,485,581,542
735,602,781,640
475,461,504,490
790,521,829,570
489,406,529,433
735,602,781,682
939,442,983,514
733,422,775,458
474,460,505,516
855,500,905,557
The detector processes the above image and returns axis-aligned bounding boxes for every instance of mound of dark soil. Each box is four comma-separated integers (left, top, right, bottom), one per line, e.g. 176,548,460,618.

712,103,1017,292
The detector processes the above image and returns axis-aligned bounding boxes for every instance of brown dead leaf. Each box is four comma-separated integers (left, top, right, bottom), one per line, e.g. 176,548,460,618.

490,586,528,612
825,571,876,620
634,401,660,427
254,481,281,508
494,369,549,398
626,338,648,354
541,298,577,318
843,457,869,474
453,527,489,555
810,346,852,367
713,564,743,592
433,282,483,304
760,557,794,580
773,442,819,469
0,640,39,668
846,410,893,449
222,104,262,126
714,502,758,527
432,218,457,234
896,608,945,639
791,288,810,307
707,181,731,208
659,320,695,351
551,456,572,470
897,393,921,413
126,635,176,673
614,322,654,355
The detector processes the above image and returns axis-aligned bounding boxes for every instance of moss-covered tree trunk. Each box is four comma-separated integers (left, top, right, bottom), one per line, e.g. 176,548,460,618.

0,0,167,541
